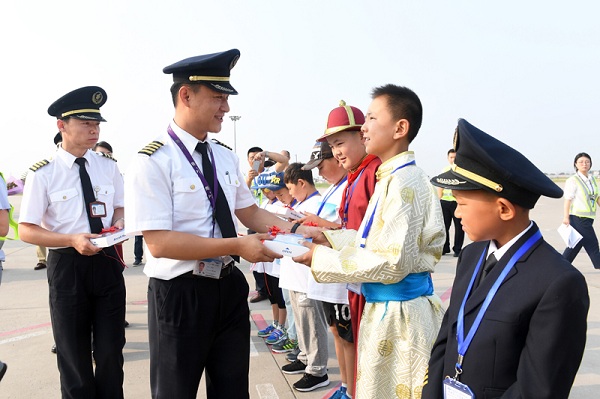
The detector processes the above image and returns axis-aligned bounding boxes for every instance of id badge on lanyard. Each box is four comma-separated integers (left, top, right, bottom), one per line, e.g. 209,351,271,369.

443,377,475,399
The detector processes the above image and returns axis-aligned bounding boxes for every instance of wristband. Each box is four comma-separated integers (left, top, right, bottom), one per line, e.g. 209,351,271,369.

290,222,301,234
112,217,125,225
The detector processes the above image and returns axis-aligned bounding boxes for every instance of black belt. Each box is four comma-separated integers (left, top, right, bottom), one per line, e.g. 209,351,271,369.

179,261,235,280
50,246,114,255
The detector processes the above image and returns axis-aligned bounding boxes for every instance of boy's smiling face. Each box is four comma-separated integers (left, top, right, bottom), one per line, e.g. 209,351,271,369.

326,131,366,171
362,96,401,161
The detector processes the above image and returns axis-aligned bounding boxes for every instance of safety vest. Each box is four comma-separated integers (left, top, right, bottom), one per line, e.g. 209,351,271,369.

440,166,456,201
571,174,598,218
0,172,19,240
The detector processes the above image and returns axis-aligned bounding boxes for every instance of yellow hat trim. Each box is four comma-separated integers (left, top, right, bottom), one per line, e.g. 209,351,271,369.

61,109,101,118
452,164,503,192
189,76,230,82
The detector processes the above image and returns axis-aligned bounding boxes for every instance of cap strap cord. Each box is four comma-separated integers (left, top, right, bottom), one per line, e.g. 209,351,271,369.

189,76,230,82
61,109,101,118
452,164,503,192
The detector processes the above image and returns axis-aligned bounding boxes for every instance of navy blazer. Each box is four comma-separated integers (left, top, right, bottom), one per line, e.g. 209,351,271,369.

423,223,589,399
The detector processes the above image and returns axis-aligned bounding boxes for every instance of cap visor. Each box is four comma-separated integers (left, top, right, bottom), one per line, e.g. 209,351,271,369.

72,114,106,122
430,169,482,191
205,82,238,95
302,159,322,170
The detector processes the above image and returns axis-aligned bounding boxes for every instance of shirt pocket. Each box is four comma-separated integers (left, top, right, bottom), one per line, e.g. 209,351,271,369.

95,184,115,205
173,178,207,220
49,188,80,223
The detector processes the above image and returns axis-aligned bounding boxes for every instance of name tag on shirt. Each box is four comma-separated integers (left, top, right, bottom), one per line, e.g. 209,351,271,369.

443,378,475,399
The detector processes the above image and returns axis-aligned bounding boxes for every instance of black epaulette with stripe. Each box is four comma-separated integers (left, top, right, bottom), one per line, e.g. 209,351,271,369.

211,139,232,151
138,141,164,156
29,159,50,172
98,152,117,162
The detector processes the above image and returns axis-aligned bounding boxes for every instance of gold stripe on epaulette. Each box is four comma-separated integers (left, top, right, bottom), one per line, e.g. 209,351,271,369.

98,152,117,162
29,159,50,172
138,141,164,156
211,139,232,151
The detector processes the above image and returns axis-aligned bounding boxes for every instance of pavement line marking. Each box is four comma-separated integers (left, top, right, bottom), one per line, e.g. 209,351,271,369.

251,313,268,331
0,322,52,337
440,287,452,303
322,383,342,398
0,329,50,345
256,383,279,399
250,336,259,357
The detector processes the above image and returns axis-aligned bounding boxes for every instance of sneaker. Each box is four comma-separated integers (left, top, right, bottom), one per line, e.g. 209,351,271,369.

132,259,142,266
281,359,306,375
328,387,347,399
293,373,329,392
0,361,7,382
265,328,287,345
257,322,276,338
272,338,298,353
286,347,300,362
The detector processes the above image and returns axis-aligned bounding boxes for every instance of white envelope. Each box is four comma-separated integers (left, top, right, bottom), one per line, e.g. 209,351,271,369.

263,233,312,257
557,224,583,248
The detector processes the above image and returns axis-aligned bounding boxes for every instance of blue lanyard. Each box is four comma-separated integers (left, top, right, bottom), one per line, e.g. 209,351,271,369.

317,176,347,216
454,229,542,377
298,191,319,207
359,160,415,248
342,169,365,227
167,126,219,236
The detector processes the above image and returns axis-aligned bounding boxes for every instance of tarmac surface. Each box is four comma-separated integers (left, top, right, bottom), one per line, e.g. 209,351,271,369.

0,190,598,398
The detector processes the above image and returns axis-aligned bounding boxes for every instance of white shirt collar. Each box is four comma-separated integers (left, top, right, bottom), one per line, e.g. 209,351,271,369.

169,121,207,154
56,146,93,168
487,221,533,261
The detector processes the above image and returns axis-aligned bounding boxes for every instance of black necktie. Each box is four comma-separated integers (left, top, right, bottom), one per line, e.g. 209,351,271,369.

195,142,239,261
481,253,498,281
75,157,103,234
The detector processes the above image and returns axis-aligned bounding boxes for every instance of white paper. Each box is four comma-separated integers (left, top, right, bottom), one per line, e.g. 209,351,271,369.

557,224,583,248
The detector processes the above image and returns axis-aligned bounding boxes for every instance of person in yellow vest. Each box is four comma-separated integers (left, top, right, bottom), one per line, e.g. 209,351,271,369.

438,149,464,257
562,152,600,269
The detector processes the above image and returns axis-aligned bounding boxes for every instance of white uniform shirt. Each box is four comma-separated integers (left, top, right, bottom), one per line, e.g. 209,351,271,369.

125,122,255,280
306,181,349,304
278,193,322,294
19,147,124,244
0,175,10,261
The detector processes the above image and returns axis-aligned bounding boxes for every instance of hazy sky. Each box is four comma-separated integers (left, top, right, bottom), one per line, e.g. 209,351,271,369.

1,1,598,179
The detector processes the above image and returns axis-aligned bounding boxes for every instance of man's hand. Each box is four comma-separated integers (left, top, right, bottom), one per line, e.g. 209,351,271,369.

72,233,103,256
236,233,283,263
292,241,317,266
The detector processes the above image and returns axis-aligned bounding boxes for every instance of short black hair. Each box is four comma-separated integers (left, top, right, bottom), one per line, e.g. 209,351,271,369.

247,147,263,156
94,141,113,153
284,162,314,186
447,148,456,155
371,84,422,143
170,82,202,106
573,152,592,171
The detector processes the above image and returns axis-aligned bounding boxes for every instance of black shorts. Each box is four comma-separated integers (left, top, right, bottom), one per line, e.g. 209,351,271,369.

264,273,285,309
323,302,353,343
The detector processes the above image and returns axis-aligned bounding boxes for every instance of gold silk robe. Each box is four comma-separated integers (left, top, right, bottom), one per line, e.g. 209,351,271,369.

311,151,445,399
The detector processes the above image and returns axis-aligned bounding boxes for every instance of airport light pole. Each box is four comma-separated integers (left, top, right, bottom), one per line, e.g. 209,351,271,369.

229,115,241,154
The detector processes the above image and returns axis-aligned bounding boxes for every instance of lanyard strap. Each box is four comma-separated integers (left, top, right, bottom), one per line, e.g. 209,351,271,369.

167,127,218,211
575,175,597,211
317,176,347,216
455,229,542,377
167,127,219,236
359,160,416,248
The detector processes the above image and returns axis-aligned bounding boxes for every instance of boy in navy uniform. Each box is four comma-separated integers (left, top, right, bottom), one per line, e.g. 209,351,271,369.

19,86,126,398
423,119,589,399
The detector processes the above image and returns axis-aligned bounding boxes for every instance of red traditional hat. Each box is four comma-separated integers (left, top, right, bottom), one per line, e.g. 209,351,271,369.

317,100,365,141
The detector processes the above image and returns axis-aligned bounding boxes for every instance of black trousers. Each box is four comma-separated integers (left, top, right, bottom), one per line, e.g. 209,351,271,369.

148,266,250,399
563,215,600,269
47,247,126,399
134,235,144,261
441,200,464,254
